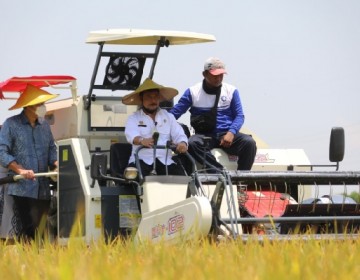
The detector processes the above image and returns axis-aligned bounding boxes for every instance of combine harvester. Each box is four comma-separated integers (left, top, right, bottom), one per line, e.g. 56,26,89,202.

1,29,360,244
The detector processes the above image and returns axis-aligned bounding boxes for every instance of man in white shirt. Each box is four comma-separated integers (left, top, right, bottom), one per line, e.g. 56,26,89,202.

123,78,188,176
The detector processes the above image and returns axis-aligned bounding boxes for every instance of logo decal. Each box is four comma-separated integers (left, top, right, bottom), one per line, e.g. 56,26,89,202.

168,214,184,235
151,214,185,239
255,153,275,163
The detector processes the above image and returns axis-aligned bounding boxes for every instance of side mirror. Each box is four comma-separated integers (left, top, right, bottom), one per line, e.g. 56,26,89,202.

91,153,107,181
329,127,345,163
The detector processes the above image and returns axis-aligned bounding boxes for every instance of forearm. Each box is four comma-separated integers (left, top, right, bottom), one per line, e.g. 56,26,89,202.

169,90,192,119
229,91,245,133
8,161,28,174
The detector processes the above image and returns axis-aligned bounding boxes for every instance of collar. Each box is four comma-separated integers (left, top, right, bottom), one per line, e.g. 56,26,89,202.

202,79,222,95
20,110,42,126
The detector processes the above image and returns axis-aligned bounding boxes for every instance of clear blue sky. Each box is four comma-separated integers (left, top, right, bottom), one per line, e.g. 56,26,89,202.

1,0,359,171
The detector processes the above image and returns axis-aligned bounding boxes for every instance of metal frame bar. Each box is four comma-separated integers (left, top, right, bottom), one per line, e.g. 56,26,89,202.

224,216,360,224
225,171,360,185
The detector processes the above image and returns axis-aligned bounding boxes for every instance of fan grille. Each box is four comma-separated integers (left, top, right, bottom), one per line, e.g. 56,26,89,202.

103,56,145,90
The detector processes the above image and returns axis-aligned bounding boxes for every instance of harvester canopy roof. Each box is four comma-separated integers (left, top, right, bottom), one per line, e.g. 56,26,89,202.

86,29,216,45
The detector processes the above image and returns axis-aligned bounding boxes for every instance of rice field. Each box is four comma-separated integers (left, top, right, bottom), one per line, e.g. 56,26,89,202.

1,235,359,280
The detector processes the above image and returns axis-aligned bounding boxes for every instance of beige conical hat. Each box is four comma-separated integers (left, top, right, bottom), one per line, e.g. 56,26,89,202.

122,78,178,105
9,84,59,110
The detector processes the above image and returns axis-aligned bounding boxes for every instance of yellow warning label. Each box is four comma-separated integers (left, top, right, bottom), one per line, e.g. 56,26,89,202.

95,214,102,228
62,149,68,161
111,139,118,145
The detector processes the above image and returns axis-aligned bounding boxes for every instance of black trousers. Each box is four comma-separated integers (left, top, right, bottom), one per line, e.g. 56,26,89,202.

12,196,50,240
188,132,257,172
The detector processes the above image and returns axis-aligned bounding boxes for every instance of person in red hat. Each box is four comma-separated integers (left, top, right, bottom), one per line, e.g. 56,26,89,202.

170,57,257,172
0,84,58,241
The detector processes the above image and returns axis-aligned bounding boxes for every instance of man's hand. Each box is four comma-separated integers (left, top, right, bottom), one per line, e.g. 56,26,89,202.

9,161,35,180
176,142,188,154
140,137,155,148
18,168,35,180
50,168,58,182
220,132,234,148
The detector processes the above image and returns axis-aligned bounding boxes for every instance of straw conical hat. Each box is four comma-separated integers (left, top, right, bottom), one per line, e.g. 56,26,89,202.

9,84,59,110
122,78,178,105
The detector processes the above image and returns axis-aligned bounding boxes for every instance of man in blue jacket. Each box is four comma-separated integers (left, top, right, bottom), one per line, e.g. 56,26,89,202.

0,85,58,241
169,57,257,172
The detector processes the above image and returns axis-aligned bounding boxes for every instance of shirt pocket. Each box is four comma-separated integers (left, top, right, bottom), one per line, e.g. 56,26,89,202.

138,126,153,137
156,124,171,144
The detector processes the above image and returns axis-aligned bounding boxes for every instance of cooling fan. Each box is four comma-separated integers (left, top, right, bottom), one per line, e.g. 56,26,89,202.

103,56,145,90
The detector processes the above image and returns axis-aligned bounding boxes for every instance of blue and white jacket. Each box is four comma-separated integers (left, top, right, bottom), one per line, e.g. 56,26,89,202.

170,82,245,135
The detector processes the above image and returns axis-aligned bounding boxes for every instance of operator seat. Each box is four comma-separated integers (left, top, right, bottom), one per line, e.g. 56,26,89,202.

110,143,132,178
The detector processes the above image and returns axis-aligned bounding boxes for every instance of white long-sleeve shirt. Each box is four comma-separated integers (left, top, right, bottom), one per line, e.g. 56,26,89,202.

125,108,188,165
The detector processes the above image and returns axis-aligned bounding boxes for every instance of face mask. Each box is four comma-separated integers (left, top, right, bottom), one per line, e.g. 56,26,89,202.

35,105,47,118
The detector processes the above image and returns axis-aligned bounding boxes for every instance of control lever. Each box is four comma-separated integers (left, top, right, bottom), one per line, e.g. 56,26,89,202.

150,131,159,175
